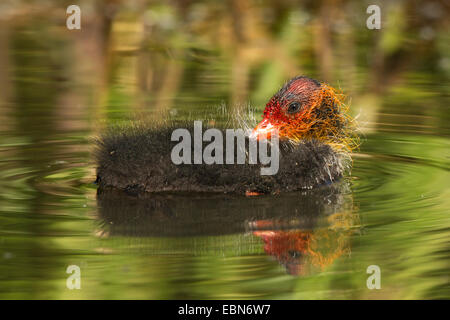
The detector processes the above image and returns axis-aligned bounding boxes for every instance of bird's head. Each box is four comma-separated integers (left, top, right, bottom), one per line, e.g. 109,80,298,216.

251,76,357,152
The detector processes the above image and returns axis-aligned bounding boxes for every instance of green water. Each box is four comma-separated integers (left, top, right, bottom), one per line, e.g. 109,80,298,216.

0,1,449,300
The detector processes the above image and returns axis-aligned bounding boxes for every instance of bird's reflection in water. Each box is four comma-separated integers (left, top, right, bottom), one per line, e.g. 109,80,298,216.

249,210,358,275
96,182,359,276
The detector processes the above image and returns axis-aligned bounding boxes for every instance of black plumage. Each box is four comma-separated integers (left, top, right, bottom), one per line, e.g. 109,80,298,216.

94,122,347,195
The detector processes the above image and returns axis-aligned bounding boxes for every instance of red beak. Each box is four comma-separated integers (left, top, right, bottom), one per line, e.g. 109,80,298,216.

250,118,277,140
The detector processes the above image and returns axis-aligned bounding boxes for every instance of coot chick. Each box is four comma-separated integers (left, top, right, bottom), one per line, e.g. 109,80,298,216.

95,76,357,195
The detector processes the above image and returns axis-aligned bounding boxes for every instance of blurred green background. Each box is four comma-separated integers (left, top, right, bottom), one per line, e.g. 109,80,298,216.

0,0,448,299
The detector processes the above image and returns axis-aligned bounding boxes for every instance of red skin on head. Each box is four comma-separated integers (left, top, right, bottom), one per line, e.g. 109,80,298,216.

252,77,322,141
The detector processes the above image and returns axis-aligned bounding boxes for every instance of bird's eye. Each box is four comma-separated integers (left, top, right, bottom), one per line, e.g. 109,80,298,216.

288,250,301,258
287,102,301,114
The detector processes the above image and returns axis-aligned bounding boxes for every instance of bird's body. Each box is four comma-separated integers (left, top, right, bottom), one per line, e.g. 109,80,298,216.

95,76,357,195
